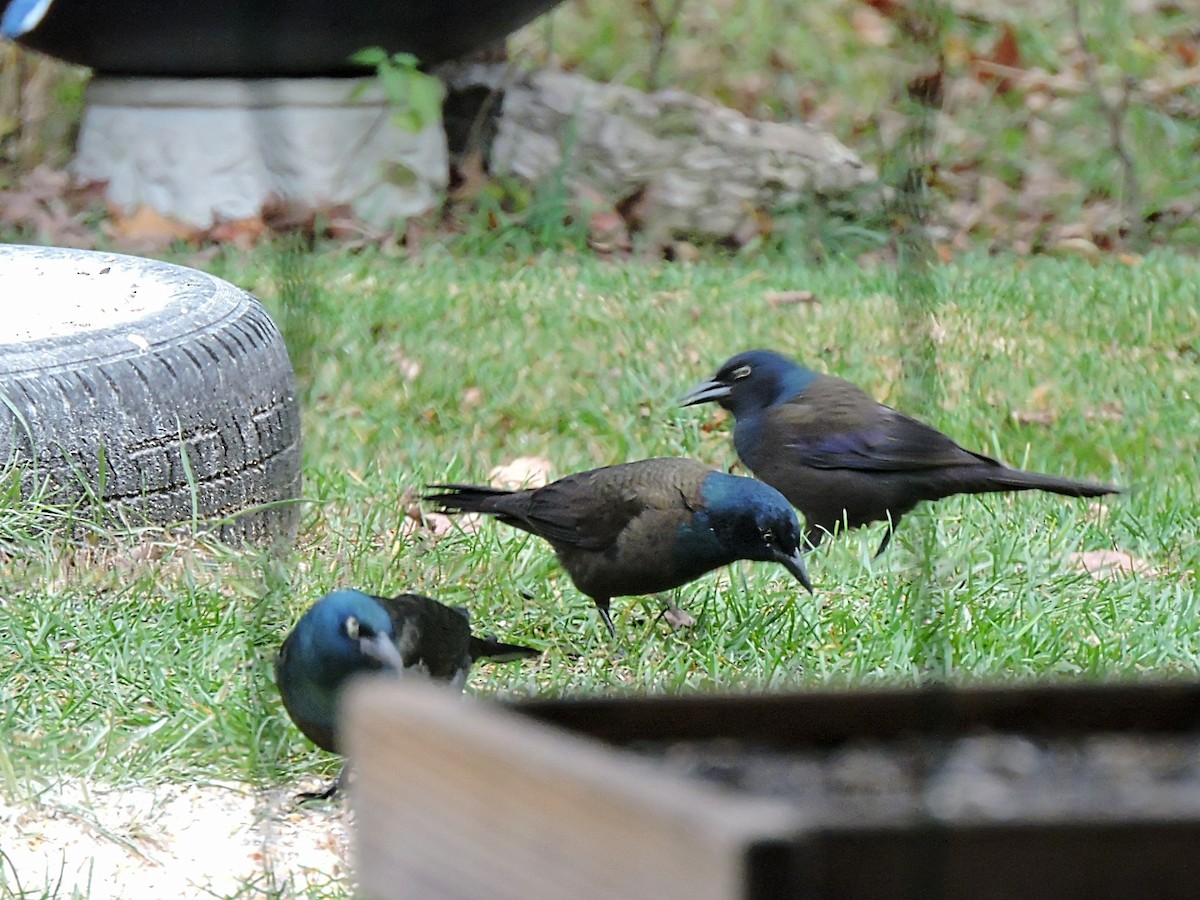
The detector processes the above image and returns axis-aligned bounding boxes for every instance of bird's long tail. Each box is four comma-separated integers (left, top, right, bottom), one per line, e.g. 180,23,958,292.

468,635,540,663
955,467,1120,499
423,484,513,514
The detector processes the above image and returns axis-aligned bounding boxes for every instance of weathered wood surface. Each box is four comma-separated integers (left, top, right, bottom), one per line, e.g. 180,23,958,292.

347,681,1200,899
345,681,802,900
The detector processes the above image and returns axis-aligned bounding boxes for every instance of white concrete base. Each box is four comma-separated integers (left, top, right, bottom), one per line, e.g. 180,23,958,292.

74,77,448,229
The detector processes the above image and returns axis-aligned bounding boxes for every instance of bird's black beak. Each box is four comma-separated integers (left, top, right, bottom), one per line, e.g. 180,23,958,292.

679,378,731,407
359,632,406,672
775,546,814,595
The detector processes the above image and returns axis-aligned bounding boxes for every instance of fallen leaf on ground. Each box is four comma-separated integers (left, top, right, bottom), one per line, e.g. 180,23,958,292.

972,23,1024,94
1085,401,1124,422
588,207,632,255
489,456,554,489
207,216,268,249
392,350,422,381
700,408,730,433
1070,550,1155,579
461,386,484,409
105,205,201,250
851,5,894,46
1050,236,1101,263
1011,408,1057,426
765,289,819,307
398,494,480,539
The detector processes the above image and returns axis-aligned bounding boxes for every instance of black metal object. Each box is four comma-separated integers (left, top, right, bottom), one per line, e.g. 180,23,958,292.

511,683,1200,899
7,0,564,76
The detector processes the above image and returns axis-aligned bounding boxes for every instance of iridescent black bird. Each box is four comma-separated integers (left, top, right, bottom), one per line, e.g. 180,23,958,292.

275,588,538,800
682,349,1120,556
424,457,813,635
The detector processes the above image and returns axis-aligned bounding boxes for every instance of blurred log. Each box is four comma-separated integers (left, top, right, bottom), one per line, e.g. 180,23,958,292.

435,62,879,238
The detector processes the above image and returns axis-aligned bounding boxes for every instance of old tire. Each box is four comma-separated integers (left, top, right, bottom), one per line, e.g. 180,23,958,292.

0,244,302,545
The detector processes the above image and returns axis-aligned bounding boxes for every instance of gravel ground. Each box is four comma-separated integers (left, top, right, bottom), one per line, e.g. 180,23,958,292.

640,732,1200,828
0,780,350,897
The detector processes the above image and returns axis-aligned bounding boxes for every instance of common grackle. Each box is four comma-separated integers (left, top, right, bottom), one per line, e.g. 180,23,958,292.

424,457,813,635
275,588,538,800
682,349,1121,556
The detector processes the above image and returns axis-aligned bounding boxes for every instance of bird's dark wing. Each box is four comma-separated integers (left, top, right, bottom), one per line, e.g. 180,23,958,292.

502,460,708,552
766,400,999,474
372,593,473,678
514,475,648,551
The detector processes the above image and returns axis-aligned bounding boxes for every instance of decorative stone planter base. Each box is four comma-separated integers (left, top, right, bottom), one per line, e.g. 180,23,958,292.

74,77,448,228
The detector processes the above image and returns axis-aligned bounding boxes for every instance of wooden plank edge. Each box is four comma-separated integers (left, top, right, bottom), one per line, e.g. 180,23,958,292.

344,679,808,900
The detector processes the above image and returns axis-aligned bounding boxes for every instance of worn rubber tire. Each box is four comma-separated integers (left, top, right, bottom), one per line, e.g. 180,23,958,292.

0,244,302,545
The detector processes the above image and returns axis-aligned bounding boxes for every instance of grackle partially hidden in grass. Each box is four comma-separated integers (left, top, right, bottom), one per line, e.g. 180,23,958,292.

682,349,1121,556
275,588,538,801
424,457,813,635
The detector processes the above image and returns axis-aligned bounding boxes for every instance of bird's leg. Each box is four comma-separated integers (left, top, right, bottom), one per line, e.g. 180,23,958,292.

596,601,617,638
659,593,696,629
296,761,348,803
873,514,902,558
803,526,825,552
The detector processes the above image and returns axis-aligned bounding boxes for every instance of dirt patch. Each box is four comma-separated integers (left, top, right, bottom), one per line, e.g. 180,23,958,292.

0,780,351,897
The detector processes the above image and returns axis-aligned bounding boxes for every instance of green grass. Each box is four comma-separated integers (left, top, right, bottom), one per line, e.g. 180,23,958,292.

2,247,1198,894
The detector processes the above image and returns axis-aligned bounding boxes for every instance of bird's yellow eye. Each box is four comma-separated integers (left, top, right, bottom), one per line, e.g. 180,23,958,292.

344,616,360,640
731,364,752,380
761,529,775,543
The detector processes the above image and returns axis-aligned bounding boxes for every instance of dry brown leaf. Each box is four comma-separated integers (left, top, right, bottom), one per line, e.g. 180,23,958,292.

668,241,702,263
260,194,319,233
1011,383,1058,425
461,387,484,410
1050,236,1102,264
208,217,268,250
1168,36,1198,67
448,150,489,203
392,350,422,382
700,407,730,433
398,493,481,539
106,205,200,250
973,23,1024,94
1070,550,1155,580
765,289,819,307
851,6,894,46
1011,409,1057,426
398,510,477,539
861,0,906,17
489,456,554,489
1085,401,1124,423
588,207,632,255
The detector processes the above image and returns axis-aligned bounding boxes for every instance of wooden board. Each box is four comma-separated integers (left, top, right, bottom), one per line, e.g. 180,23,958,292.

344,681,803,900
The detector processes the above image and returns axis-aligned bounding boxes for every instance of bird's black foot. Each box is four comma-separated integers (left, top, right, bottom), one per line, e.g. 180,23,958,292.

296,763,348,803
296,781,339,803
873,517,901,558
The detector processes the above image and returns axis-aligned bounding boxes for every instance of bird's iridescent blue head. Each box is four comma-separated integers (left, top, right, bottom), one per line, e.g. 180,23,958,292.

292,589,405,679
680,349,817,420
688,472,813,593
